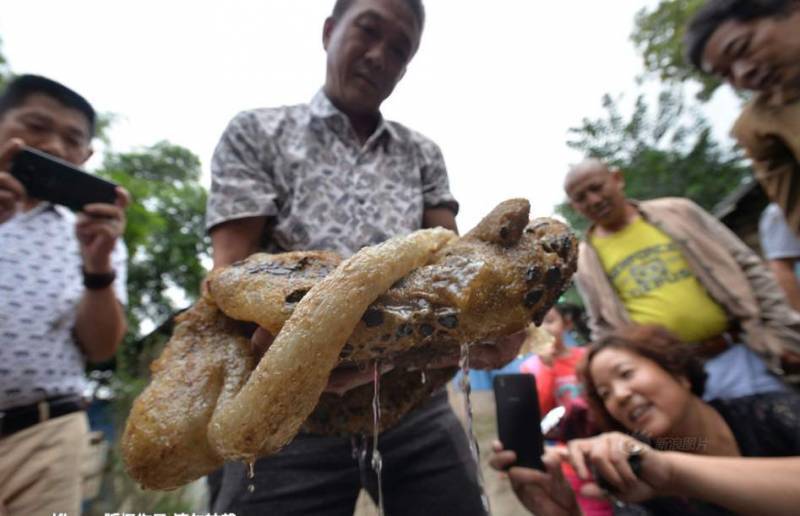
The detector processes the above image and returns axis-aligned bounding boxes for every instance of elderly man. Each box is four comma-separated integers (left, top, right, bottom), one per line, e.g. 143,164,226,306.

204,0,523,514
0,75,128,516
686,0,800,234
566,158,799,400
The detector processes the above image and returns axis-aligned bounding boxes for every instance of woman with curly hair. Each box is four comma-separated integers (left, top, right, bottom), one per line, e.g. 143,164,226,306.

492,325,800,515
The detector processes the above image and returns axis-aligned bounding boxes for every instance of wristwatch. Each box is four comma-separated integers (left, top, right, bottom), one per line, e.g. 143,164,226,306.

82,268,117,290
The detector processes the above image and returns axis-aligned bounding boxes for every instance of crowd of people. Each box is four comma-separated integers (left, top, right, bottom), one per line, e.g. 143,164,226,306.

1,0,800,515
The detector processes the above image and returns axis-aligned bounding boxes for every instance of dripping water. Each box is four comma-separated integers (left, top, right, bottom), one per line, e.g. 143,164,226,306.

371,359,385,515
459,344,491,515
246,460,255,493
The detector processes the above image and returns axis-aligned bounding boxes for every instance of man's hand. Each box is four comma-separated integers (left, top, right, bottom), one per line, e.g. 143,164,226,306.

427,330,527,370
0,138,27,224
470,331,527,369
324,363,394,396
250,327,394,396
77,187,130,272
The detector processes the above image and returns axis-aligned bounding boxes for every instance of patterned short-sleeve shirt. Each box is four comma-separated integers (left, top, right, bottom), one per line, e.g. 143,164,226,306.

0,204,128,410
206,90,458,256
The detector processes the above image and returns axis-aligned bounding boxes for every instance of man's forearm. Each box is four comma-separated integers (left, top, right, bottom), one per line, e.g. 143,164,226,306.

663,453,800,516
75,287,127,363
210,216,267,268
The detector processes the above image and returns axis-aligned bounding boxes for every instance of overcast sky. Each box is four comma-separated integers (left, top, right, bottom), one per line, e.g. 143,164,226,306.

0,1,740,231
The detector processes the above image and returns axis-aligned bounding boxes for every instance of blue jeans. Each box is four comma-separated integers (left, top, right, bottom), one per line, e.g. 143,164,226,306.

703,343,788,400
211,390,485,516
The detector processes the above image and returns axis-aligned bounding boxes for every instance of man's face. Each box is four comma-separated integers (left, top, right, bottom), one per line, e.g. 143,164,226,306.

323,0,421,117
0,92,92,166
565,169,627,227
702,9,800,97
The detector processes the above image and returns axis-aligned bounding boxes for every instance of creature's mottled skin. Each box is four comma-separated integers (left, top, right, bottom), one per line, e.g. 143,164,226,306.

122,199,577,490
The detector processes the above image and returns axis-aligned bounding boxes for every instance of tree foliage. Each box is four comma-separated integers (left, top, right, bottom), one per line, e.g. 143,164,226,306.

631,0,723,101
556,89,750,232
0,37,10,89
97,142,210,372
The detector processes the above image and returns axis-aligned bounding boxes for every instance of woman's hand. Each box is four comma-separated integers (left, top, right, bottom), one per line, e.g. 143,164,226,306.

490,441,582,516
564,432,673,503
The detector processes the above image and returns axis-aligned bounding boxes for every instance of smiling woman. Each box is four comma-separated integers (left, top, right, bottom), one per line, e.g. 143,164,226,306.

490,324,800,516
580,326,708,436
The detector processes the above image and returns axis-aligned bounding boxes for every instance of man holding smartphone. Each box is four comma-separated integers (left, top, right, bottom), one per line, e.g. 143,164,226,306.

0,75,129,516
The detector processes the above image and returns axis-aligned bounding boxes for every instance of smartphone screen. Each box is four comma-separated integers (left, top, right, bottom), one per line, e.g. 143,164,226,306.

493,373,544,470
10,147,117,211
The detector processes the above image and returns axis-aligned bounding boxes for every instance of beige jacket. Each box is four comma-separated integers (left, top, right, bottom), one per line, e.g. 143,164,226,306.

575,197,800,374
732,95,800,235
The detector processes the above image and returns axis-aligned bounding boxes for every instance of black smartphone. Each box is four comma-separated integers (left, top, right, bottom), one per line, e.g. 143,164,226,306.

10,147,117,211
493,373,544,470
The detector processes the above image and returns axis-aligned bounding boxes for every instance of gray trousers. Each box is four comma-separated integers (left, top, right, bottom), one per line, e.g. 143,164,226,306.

211,390,486,516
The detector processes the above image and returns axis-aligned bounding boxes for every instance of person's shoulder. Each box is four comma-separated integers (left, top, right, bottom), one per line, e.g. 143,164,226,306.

713,391,800,417
226,102,311,137
643,197,705,216
575,240,599,275
385,119,441,151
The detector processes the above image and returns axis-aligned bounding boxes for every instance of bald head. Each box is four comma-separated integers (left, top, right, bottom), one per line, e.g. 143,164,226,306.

564,158,615,192
564,158,629,230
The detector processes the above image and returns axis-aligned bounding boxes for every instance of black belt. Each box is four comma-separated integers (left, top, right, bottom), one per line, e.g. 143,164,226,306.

0,396,85,438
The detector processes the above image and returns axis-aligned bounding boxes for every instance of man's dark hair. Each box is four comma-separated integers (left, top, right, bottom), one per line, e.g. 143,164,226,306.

685,0,797,72
0,74,96,136
331,0,425,32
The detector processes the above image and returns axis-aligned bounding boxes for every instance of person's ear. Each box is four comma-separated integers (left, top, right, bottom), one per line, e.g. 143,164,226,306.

322,17,336,50
610,167,626,192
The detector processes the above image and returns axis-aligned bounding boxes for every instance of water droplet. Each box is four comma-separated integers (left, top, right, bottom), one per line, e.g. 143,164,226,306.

245,460,256,493
459,344,492,515
372,360,385,516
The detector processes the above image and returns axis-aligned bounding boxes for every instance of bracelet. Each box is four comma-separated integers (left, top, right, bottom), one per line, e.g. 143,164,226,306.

83,268,116,290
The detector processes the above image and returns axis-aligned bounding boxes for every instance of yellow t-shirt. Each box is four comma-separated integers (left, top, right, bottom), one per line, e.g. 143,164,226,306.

591,217,728,342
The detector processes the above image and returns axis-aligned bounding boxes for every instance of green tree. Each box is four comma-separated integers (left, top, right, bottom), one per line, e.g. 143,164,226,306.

631,0,723,101
0,36,11,89
556,89,750,232
97,141,210,374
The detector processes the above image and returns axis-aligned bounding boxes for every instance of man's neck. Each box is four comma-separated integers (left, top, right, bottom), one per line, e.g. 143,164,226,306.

348,112,380,145
591,203,639,238
323,90,381,145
